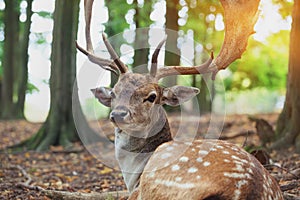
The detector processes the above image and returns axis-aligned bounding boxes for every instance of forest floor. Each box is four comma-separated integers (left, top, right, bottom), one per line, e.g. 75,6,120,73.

0,113,299,200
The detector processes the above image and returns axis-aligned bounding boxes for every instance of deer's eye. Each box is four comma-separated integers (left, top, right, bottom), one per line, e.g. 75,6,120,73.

144,93,157,103
110,91,116,99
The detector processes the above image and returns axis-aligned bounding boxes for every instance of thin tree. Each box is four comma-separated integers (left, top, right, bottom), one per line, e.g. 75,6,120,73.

164,0,180,87
274,0,300,152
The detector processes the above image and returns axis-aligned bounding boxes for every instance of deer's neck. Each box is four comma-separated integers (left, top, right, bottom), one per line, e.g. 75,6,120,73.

114,109,172,192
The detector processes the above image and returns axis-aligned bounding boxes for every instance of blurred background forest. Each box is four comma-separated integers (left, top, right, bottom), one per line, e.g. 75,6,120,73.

0,0,298,151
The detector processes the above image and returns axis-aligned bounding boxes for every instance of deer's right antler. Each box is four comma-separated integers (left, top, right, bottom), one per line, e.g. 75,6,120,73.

76,0,128,75
150,0,260,81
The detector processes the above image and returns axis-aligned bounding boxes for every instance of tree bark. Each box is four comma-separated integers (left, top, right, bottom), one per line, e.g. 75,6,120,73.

132,0,151,74
14,0,81,151
274,0,300,152
1,0,19,119
163,0,180,87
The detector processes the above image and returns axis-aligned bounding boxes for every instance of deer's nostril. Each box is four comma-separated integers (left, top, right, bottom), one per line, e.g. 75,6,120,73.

110,109,129,123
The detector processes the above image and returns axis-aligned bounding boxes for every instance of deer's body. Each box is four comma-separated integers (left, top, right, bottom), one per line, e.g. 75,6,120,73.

137,140,283,200
77,0,283,199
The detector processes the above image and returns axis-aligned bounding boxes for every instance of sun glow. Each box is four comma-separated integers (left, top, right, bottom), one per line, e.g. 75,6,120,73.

254,0,292,42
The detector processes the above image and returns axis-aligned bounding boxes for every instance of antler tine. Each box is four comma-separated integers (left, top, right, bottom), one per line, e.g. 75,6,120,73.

76,0,124,75
154,52,214,81
102,34,129,74
150,36,167,77
84,0,93,52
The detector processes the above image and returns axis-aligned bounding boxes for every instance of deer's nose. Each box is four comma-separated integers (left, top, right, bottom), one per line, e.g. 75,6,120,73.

110,107,130,123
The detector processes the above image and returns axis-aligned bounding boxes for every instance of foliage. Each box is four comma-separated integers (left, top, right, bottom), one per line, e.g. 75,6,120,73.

224,30,289,91
26,82,39,94
105,0,131,35
273,0,294,18
36,11,52,19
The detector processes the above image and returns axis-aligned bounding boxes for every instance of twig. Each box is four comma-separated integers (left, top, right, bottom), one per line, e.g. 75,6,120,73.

280,180,299,192
264,164,300,180
15,165,32,185
42,190,129,200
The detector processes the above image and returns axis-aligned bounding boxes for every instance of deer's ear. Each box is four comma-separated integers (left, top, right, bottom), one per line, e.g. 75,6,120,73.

162,86,199,106
91,87,112,107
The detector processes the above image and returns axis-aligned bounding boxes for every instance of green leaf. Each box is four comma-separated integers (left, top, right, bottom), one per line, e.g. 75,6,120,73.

27,82,39,94
35,11,52,19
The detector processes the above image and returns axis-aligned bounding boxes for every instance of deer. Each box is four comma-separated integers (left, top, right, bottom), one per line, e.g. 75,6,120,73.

76,0,283,199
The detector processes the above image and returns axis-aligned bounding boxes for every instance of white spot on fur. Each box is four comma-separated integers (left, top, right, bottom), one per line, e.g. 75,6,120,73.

175,177,182,182
216,145,224,149
199,150,209,155
164,162,170,167
233,189,241,200
179,156,189,162
268,195,272,200
247,168,253,174
196,157,203,163
210,147,217,151
224,159,230,163
224,172,251,179
191,148,196,152
223,150,230,154
154,179,195,189
232,147,239,151
196,175,201,179
231,155,241,160
236,180,248,188
161,152,172,159
234,164,245,172
172,164,180,171
188,167,198,173
203,161,211,167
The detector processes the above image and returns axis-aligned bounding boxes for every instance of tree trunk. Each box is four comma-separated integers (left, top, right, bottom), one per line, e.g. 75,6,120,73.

15,0,80,151
274,0,300,152
1,0,19,119
163,0,180,87
132,0,151,74
163,0,180,112
15,0,33,118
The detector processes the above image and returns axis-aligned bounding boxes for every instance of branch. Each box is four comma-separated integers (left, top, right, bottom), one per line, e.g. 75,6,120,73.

42,190,129,200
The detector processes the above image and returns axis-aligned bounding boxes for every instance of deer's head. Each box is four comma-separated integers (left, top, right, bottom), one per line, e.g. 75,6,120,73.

89,43,204,134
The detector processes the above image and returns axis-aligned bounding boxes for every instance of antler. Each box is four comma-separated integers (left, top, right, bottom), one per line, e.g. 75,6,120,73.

149,38,214,81
150,0,260,81
209,0,260,71
76,0,128,75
